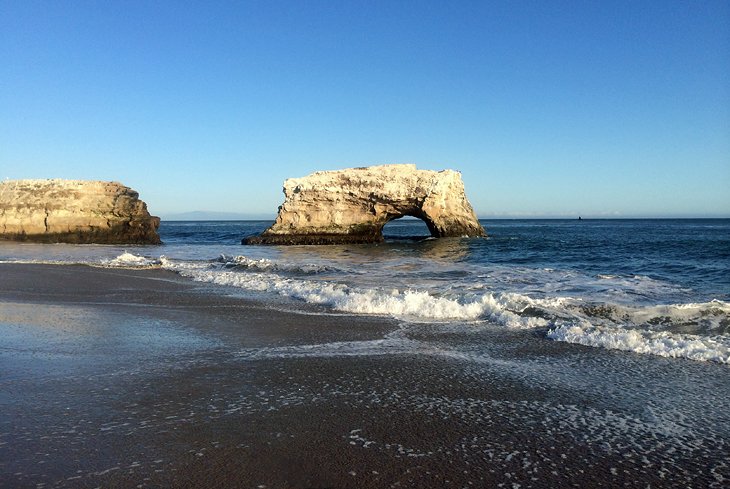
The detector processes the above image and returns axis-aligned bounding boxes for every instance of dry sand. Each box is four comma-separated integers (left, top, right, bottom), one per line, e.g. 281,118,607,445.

0,263,727,488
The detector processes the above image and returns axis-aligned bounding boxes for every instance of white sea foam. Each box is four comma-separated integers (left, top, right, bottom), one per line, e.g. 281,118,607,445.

158,255,209,271
219,254,338,274
101,252,159,268
545,299,730,363
547,321,730,364
227,255,276,270
100,253,730,364
561,299,730,334
160,261,547,326
622,300,730,331
237,337,424,360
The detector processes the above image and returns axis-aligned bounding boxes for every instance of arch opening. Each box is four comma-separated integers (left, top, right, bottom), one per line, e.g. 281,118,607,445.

381,213,436,241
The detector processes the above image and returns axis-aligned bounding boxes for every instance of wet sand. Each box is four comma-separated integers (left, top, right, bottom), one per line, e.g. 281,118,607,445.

1,263,728,488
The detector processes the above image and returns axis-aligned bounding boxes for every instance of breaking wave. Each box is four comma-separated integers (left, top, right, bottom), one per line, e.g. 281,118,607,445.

101,252,160,268
216,254,339,274
163,264,548,327
19,251,730,364
547,321,730,364
547,300,730,364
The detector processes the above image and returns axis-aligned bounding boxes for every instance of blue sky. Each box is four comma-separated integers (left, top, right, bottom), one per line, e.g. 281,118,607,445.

2,0,728,219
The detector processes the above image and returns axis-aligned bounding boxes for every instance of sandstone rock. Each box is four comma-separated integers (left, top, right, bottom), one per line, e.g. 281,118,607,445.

245,164,485,245
0,179,161,244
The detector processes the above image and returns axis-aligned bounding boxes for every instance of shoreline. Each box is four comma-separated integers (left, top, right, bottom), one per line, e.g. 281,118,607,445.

1,263,728,488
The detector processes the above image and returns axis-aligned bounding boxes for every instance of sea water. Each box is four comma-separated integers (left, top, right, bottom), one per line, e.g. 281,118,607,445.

1,219,728,364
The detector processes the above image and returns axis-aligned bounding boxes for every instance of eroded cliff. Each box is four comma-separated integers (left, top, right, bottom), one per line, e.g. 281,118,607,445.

0,179,161,244
245,164,485,245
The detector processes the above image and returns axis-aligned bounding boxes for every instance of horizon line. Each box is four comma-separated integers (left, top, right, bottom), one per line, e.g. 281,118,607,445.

160,215,730,222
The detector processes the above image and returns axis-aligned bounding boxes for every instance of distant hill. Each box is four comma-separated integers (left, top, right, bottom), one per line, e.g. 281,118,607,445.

162,211,274,221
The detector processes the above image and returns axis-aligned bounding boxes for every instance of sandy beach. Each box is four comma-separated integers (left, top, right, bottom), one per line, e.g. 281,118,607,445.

1,263,728,488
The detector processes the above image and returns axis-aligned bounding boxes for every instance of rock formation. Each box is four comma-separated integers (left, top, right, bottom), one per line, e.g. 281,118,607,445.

0,179,161,244
244,164,485,245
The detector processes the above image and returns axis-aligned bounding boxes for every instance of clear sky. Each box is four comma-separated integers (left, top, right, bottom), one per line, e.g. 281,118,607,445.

2,0,729,219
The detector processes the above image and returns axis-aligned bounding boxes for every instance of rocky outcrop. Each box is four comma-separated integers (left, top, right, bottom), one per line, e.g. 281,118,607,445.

245,164,485,245
0,179,161,244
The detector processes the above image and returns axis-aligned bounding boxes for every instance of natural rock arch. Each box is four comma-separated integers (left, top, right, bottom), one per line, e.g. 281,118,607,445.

244,164,485,245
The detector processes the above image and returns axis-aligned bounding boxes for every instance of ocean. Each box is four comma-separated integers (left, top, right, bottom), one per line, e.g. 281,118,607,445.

2,218,730,487
1,218,728,364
